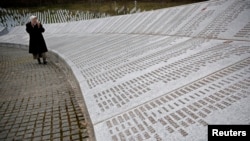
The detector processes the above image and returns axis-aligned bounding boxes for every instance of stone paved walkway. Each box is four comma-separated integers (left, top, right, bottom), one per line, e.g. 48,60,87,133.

0,46,90,141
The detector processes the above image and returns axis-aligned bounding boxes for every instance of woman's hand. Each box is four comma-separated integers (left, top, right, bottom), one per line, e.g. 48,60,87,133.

37,21,41,28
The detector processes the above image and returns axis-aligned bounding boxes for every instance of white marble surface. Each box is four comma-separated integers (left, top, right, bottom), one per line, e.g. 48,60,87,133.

0,0,250,141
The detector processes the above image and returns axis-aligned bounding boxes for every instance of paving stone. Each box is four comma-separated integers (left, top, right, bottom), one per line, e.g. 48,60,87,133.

25,129,34,134
81,129,89,139
27,125,35,130
52,137,61,141
32,137,42,141
61,136,70,141
54,132,62,138
0,132,8,139
62,130,71,136
4,125,12,130
14,136,23,141
71,129,80,136
5,138,15,141
42,135,51,140
18,127,26,132
16,131,25,136
24,133,33,139
71,134,80,140
42,129,51,136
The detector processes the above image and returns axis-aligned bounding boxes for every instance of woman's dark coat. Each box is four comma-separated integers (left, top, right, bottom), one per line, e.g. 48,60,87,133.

26,22,48,54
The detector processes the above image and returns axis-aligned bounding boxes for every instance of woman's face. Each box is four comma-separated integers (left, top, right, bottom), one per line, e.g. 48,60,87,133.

31,18,38,24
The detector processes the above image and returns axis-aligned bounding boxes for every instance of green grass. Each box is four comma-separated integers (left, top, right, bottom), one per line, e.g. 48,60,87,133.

11,0,206,15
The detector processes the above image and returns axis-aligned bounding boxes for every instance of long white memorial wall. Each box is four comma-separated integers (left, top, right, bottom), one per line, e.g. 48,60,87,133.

0,0,250,140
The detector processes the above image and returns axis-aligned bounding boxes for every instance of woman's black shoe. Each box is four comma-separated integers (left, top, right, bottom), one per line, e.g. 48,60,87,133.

43,59,48,65
37,58,42,64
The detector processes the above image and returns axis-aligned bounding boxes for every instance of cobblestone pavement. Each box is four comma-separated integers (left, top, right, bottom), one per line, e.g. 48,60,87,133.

0,46,90,141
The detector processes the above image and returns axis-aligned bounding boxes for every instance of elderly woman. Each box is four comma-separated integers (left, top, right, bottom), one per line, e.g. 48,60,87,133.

26,15,48,64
